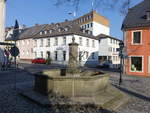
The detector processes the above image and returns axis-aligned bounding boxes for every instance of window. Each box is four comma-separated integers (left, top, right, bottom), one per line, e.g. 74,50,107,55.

54,38,58,46
41,51,43,58
86,52,89,59
87,24,89,28
40,32,42,35
47,39,50,47
92,53,95,59
86,39,89,47
110,39,113,43
35,40,37,47
58,28,61,32
79,37,82,46
35,52,37,58
40,31,44,35
131,56,142,72
27,51,29,55
90,31,93,35
63,51,66,61
40,39,43,47
65,27,68,31
113,39,115,44
91,23,93,27
63,37,66,45
113,48,115,52
132,31,141,44
109,47,112,52
147,11,150,20
47,51,50,58
113,56,115,61
49,30,52,34
45,31,47,34
92,40,95,48
55,51,58,61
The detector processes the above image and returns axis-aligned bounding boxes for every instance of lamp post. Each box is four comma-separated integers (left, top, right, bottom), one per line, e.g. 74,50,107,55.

118,41,124,85
13,20,19,68
12,20,19,90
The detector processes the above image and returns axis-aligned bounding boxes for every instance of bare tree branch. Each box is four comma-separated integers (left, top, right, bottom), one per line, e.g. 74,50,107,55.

54,0,132,15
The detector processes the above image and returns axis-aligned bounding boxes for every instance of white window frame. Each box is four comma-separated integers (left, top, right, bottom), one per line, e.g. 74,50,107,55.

132,30,142,45
79,37,82,46
63,37,66,45
86,39,89,47
47,38,50,47
129,55,144,73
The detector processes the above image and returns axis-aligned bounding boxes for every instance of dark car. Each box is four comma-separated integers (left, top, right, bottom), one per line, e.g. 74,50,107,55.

31,58,46,64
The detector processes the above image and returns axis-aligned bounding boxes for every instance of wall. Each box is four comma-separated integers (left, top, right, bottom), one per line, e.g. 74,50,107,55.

99,37,120,67
124,28,150,76
33,34,99,67
17,39,34,61
0,0,6,62
93,22,110,36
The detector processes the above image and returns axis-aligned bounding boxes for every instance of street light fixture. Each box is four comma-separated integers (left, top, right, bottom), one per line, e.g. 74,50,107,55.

118,41,124,85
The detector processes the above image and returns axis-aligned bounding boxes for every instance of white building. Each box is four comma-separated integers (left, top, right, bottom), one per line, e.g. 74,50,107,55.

96,34,121,68
32,22,99,66
73,10,110,36
5,11,121,68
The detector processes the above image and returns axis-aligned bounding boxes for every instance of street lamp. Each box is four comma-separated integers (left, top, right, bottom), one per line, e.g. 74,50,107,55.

12,20,19,90
13,20,19,68
117,41,124,85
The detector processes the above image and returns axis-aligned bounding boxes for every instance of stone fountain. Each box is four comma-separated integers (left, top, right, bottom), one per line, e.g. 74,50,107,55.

21,37,129,111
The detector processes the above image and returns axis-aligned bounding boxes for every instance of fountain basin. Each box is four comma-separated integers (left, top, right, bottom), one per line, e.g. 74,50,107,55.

34,69,110,97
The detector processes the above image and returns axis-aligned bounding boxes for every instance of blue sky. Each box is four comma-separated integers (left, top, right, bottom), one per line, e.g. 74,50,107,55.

6,0,143,40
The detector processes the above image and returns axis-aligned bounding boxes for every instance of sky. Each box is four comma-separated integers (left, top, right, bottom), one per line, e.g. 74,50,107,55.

6,0,143,40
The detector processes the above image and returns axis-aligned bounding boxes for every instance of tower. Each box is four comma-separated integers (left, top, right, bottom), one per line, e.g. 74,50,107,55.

0,0,6,62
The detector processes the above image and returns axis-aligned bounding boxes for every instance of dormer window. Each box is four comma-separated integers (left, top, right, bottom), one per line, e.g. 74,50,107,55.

49,29,54,34
40,31,45,35
146,11,150,20
45,31,47,34
58,28,61,32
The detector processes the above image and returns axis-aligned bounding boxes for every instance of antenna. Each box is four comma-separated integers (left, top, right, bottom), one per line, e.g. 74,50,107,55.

91,0,95,11
128,0,130,9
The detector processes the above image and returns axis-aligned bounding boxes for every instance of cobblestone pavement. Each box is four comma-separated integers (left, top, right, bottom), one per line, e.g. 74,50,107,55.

0,69,150,113
109,72,150,113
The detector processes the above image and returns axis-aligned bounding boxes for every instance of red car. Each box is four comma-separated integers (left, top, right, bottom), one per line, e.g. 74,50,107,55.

31,58,46,64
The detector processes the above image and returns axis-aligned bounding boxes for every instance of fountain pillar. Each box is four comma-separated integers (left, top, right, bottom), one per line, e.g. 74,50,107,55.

67,37,80,75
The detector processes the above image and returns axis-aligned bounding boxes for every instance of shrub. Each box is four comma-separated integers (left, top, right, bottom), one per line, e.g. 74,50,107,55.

46,58,52,65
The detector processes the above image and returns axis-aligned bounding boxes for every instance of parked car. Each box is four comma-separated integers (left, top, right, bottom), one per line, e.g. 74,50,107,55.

31,58,46,64
97,61,112,68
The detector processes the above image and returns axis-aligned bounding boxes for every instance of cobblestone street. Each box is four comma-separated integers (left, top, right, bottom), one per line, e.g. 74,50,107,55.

0,69,150,113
